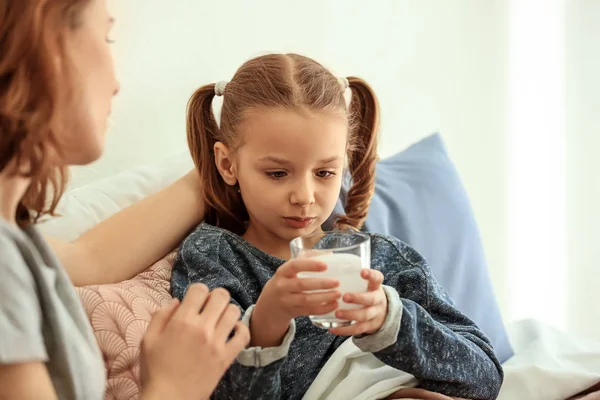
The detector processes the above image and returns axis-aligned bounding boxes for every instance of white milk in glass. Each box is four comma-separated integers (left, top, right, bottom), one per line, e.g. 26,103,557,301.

297,252,369,327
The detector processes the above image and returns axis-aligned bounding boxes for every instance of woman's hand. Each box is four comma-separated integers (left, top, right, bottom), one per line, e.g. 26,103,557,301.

140,284,249,400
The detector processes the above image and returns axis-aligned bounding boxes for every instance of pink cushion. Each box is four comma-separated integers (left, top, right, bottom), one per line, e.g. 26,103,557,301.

76,252,176,400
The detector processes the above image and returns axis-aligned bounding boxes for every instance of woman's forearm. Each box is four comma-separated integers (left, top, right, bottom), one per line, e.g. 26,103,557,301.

51,170,204,286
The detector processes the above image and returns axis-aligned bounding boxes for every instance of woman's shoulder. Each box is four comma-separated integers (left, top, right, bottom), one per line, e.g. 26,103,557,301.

0,220,64,306
0,219,36,272
0,220,49,363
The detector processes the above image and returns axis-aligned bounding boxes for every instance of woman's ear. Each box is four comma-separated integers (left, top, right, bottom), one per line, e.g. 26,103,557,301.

213,142,238,186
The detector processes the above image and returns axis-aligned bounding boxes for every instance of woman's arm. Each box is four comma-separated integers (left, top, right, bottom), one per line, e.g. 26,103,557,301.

0,286,250,400
0,363,58,400
49,170,205,286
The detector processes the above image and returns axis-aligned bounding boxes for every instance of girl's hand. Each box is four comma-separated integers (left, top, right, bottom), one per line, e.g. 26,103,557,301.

251,259,341,347
328,269,388,337
259,258,342,322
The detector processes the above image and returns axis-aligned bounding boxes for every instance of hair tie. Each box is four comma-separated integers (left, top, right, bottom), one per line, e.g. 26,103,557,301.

339,77,349,90
215,81,229,96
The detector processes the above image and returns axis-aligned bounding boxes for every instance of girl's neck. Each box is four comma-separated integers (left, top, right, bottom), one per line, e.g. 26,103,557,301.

243,223,292,260
0,166,30,225
242,222,324,260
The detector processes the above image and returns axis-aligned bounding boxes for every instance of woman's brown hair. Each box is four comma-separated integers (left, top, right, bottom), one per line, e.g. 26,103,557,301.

187,53,379,235
0,0,91,226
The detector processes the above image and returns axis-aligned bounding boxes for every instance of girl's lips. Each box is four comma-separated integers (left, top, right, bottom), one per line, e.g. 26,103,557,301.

284,217,315,229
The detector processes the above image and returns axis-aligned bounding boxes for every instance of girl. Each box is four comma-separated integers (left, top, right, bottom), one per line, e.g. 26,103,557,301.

0,0,249,398
171,53,504,400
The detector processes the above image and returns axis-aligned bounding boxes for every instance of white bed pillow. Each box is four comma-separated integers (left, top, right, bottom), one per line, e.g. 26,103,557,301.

38,153,193,241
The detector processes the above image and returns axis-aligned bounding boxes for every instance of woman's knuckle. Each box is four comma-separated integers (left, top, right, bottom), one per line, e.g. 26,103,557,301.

171,313,188,328
195,325,212,341
212,287,231,300
228,304,241,319
188,283,209,296
239,328,251,345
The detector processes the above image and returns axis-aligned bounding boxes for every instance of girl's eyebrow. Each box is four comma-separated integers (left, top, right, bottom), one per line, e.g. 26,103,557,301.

258,156,342,165
319,156,343,164
258,156,290,165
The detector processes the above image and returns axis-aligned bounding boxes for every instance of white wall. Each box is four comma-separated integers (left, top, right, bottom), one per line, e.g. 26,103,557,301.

73,1,511,320
506,0,568,332
566,0,600,341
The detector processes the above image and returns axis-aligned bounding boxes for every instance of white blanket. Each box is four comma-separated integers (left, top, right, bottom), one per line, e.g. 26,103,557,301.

498,319,600,400
301,337,418,400
303,320,600,400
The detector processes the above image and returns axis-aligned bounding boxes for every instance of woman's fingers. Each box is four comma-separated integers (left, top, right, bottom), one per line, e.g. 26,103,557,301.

146,298,180,338
177,283,210,318
225,322,251,360
214,303,242,341
198,288,232,328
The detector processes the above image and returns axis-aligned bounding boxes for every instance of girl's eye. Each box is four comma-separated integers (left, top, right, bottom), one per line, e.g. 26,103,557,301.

267,171,287,179
316,170,335,178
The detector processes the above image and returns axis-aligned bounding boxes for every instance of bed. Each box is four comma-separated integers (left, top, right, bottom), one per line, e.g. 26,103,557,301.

39,146,600,400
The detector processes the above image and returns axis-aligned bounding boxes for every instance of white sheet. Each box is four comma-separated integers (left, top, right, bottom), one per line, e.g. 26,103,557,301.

301,338,418,400
498,319,600,400
303,319,600,400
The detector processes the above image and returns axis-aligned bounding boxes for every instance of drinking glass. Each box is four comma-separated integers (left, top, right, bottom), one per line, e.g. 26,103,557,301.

290,231,371,329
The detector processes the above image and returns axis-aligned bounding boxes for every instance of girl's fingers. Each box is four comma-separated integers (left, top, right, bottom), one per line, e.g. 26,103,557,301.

363,269,384,292
328,320,374,337
289,277,340,292
342,291,379,306
293,290,342,305
305,301,339,317
280,259,327,278
335,306,379,322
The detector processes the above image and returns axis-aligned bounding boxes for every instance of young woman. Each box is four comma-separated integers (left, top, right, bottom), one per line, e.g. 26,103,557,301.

0,1,249,398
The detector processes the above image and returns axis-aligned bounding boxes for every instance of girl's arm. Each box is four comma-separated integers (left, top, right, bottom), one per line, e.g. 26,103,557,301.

49,170,205,286
172,236,292,400
353,236,503,400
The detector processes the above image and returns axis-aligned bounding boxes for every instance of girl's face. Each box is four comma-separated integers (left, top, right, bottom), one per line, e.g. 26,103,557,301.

214,108,348,255
55,0,119,165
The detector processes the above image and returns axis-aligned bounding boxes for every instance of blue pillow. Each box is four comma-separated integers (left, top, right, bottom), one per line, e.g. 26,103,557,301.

327,134,513,363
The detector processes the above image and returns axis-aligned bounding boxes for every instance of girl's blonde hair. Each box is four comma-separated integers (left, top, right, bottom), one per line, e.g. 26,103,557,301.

187,53,379,234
